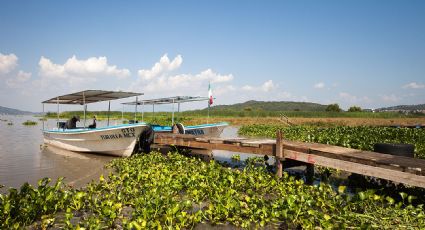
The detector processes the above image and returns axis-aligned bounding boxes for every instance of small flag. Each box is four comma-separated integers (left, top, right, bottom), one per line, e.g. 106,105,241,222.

208,82,213,105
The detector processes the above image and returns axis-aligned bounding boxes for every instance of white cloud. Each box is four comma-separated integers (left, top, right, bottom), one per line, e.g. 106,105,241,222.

314,82,325,89
198,69,234,83
138,54,182,80
0,53,18,74
131,55,289,106
34,55,131,91
132,54,233,97
242,80,276,92
403,82,425,89
213,85,236,96
140,69,234,93
339,92,371,104
261,80,276,92
380,94,401,103
39,55,130,80
241,85,254,91
6,70,32,88
39,57,65,78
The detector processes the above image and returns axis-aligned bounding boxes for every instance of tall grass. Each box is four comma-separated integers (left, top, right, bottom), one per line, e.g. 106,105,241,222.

44,110,424,120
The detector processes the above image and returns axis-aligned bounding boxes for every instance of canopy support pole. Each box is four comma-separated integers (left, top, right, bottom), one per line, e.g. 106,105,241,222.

134,96,138,122
107,100,111,126
57,97,59,125
42,103,45,131
207,100,210,124
83,92,86,128
122,104,124,123
142,101,144,122
153,104,155,120
172,98,175,125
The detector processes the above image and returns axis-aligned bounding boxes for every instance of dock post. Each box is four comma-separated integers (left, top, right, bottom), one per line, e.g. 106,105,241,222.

306,164,314,184
276,130,283,178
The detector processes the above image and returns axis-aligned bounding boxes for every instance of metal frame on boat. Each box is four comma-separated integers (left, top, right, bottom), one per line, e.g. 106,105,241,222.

122,96,228,137
42,90,149,157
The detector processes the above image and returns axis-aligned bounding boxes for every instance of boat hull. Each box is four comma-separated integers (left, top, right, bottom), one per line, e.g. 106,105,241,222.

43,123,149,157
153,122,228,137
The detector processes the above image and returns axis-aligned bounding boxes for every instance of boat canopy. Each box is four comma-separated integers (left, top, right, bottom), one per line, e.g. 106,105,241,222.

122,96,210,125
122,96,209,105
42,90,143,105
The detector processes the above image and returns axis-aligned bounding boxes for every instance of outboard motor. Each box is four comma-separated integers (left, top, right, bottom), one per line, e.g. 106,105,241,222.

134,126,155,154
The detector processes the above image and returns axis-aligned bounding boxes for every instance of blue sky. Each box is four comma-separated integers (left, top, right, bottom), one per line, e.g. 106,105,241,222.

0,1,424,112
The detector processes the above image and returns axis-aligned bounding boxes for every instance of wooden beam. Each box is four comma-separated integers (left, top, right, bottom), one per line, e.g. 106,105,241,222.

155,136,274,155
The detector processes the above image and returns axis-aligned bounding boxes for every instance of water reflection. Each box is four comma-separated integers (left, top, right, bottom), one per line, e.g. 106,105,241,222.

0,115,114,192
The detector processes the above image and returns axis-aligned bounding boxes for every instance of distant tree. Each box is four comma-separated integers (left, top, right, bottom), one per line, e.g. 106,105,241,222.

244,107,252,112
348,106,362,112
326,103,342,112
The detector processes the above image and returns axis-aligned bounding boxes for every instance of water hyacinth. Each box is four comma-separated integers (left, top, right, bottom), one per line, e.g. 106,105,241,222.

1,152,424,229
239,124,425,159
22,120,37,126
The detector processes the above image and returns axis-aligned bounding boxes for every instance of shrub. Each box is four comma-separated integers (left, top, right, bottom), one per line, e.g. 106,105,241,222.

326,103,342,112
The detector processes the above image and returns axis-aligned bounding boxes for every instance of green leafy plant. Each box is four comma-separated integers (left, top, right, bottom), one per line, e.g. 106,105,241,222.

22,120,37,126
1,152,424,228
231,154,241,162
239,124,425,159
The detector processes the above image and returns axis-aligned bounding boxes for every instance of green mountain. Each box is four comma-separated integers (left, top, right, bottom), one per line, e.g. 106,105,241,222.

0,106,35,115
377,104,425,111
207,100,328,112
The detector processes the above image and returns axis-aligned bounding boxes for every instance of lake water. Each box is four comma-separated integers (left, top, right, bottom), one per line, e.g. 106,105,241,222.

0,115,119,192
0,115,246,192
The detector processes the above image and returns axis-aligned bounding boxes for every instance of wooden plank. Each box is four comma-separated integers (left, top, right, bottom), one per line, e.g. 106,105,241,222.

155,136,274,155
282,140,309,153
194,137,209,143
309,149,425,176
283,150,425,188
208,138,226,144
281,139,425,175
298,141,423,169
240,139,275,147
223,138,248,145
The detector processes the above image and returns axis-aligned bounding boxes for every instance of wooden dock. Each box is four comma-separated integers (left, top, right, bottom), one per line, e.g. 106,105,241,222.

154,131,425,188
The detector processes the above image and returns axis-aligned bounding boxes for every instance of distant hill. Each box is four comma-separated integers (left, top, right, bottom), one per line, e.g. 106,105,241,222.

207,100,328,111
0,106,35,115
377,104,425,111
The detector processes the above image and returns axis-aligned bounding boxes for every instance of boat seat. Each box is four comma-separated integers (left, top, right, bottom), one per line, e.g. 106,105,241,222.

57,122,66,130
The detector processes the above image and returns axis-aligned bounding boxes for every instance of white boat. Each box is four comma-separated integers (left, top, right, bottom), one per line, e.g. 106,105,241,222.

42,90,150,157
122,96,228,137
152,122,228,137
